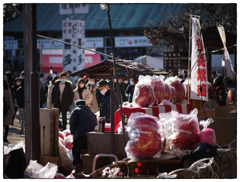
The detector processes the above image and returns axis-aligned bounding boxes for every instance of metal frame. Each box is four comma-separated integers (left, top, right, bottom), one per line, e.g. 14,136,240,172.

92,154,118,172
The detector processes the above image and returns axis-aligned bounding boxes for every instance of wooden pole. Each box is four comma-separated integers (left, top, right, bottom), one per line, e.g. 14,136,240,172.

23,4,32,164
31,4,41,161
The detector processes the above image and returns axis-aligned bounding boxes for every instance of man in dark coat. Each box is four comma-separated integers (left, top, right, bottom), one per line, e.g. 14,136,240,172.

98,80,119,123
51,72,73,130
70,99,97,172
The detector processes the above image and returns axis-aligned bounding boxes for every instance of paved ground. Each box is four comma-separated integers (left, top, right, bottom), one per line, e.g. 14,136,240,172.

3,104,72,147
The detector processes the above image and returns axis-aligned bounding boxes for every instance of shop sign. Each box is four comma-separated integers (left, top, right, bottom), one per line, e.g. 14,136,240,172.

4,40,18,50
60,3,89,14
115,36,153,47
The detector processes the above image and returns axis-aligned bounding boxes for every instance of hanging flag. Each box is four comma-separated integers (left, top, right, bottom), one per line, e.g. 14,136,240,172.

190,17,208,101
217,25,234,77
62,20,85,86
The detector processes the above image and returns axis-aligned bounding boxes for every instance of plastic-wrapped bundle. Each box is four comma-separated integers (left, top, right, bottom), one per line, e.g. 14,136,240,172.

149,75,165,106
132,75,155,107
63,129,71,138
159,108,200,150
182,78,191,99
169,86,177,104
164,82,172,101
24,160,58,178
125,112,163,160
165,76,185,102
65,135,73,150
199,118,216,146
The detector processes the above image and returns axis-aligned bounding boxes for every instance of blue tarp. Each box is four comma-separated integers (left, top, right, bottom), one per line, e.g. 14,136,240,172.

4,3,185,32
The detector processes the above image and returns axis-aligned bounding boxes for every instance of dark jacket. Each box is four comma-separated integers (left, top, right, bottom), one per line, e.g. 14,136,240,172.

70,105,97,139
125,85,135,103
95,88,102,107
15,86,24,108
99,89,119,123
51,80,73,112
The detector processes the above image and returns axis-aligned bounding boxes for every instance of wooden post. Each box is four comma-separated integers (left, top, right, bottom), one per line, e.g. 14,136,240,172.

31,4,41,161
23,4,32,164
110,69,115,154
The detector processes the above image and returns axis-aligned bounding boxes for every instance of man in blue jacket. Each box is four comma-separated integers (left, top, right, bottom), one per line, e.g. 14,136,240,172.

70,99,97,173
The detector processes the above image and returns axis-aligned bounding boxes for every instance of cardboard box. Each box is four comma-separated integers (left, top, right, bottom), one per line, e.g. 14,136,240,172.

215,106,235,117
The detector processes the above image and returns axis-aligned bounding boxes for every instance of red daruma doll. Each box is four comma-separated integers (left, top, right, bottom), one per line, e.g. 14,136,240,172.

199,118,216,146
164,82,172,101
149,75,165,105
125,113,163,160
166,76,185,102
169,109,200,150
132,75,155,107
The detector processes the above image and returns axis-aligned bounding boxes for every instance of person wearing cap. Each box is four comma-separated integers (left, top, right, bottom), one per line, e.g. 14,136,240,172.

70,99,97,173
51,72,73,130
73,78,92,107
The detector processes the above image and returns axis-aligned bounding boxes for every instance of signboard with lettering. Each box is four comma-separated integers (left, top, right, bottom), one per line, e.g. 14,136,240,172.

62,20,85,86
115,36,153,47
4,40,18,50
85,37,104,48
60,3,89,14
163,52,188,69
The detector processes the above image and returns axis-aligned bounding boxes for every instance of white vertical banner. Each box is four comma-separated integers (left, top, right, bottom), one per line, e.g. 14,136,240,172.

62,20,85,86
217,25,234,77
190,17,208,101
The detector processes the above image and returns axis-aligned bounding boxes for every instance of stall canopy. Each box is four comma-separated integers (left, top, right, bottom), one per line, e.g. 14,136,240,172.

70,59,169,79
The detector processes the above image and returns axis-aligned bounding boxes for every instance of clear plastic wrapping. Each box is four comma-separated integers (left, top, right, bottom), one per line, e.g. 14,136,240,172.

148,75,165,106
163,82,172,101
125,112,163,160
165,76,185,102
24,160,58,178
132,75,155,107
199,118,216,146
159,108,200,151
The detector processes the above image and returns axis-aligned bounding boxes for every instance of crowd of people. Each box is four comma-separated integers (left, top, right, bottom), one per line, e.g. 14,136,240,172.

3,70,138,142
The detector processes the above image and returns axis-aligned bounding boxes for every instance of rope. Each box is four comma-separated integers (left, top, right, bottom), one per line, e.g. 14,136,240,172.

157,157,219,178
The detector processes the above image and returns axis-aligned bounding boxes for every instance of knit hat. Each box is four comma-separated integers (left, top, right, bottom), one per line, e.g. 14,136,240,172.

75,99,86,107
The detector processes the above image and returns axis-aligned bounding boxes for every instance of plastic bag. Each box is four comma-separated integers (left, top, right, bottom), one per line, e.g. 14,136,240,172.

183,78,191,99
169,86,177,104
125,112,163,160
199,118,216,146
63,129,71,138
158,99,176,107
58,137,73,167
159,108,200,151
148,75,165,106
5,141,25,154
165,76,185,102
24,160,58,178
164,82,172,101
132,75,155,107
59,131,65,140
65,135,73,150
201,99,219,110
